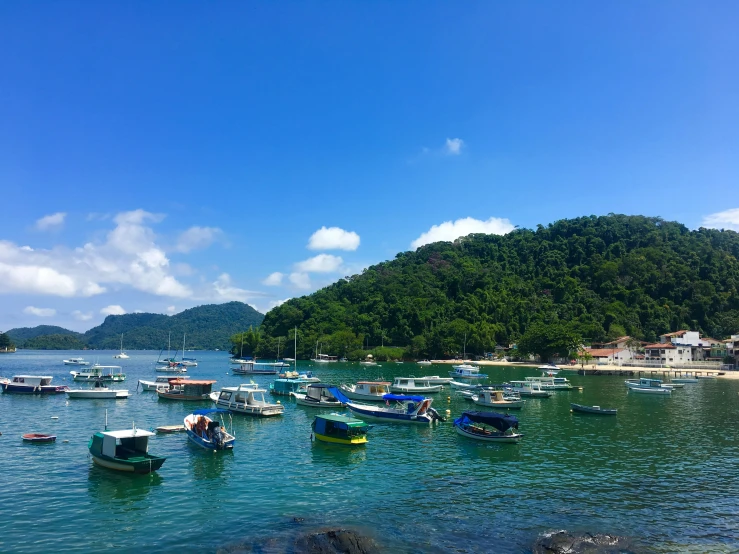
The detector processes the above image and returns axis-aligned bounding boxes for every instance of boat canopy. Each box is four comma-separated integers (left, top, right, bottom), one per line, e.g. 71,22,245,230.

192,408,231,416
456,411,519,432
170,379,216,385
101,428,156,439
382,394,425,402
315,414,367,428
327,387,351,404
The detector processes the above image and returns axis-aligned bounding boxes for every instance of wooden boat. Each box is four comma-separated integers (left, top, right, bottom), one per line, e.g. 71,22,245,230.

157,379,216,400
312,414,369,445
292,384,345,407
389,377,443,394
338,381,391,402
66,379,129,399
88,427,166,473
625,378,672,395
453,411,522,443
330,389,445,425
210,383,285,417
184,409,235,451
571,403,617,415
2,375,68,394
22,433,57,443
472,389,524,409
155,425,186,434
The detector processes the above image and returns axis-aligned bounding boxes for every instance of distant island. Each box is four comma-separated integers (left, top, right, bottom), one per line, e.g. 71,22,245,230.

5,302,264,351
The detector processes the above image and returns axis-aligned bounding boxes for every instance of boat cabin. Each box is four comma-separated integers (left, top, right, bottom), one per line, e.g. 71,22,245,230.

638,378,663,388
160,379,216,399
355,381,390,395
304,383,340,403
10,375,53,387
392,377,433,388
312,414,368,445
90,428,155,460
270,378,313,396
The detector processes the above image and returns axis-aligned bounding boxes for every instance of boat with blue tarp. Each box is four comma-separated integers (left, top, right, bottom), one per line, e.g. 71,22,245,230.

329,388,445,424
184,408,235,451
311,414,369,445
453,411,523,443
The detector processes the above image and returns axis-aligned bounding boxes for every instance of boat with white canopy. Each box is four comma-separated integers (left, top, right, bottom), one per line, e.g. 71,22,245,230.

389,377,443,394
338,381,391,402
211,383,284,417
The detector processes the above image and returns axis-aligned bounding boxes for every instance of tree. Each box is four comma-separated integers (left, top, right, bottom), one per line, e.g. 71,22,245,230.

517,322,582,363
576,349,594,368
0,332,13,349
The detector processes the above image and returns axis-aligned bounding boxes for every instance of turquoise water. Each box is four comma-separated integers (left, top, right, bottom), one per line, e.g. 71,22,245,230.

1,351,738,553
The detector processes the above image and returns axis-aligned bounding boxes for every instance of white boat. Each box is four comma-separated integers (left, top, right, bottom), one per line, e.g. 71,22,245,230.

450,380,480,390
417,360,432,366
67,380,129,399
338,381,392,402
232,362,279,375
210,383,284,417
276,370,320,382
181,358,198,367
413,375,453,385
2,375,68,394
138,375,190,391
453,411,522,443
70,364,126,382
311,343,337,363
624,378,672,395
389,377,443,394
506,381,551,398
696,375,719,380
330,389,445,424
525,376,575,391
113,334,129,359
359,355,378,366
449,366,488,380
155,363,187,373
291,384,345,407
538,363,560,375
63,357,90,366
230,358,252,365
472,389,524,409
282,357,296,362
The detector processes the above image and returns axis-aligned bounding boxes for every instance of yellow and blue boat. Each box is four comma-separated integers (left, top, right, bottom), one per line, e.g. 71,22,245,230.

311,414,369,445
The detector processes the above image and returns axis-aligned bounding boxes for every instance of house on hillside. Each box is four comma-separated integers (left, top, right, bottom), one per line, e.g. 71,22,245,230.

658,330,716,361
644,342,693,364
726,335,739,363
600,336,633,350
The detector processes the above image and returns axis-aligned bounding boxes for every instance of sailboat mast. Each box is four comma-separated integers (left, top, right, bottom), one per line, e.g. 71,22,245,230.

294,326,297,372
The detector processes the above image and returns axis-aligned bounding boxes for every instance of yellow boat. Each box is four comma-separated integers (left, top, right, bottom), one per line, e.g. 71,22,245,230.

311,414,369,445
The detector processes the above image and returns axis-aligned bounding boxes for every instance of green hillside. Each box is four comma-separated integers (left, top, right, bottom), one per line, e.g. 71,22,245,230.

259,215,739,359
7,302,264,350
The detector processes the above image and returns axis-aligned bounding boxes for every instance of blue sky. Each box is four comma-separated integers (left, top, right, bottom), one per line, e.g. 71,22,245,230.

1,2,738,331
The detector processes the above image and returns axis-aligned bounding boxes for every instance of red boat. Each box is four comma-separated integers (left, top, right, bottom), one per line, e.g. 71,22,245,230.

22,433,57,443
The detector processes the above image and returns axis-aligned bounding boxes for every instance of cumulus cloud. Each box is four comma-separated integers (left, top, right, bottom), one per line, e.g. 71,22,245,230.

444,138,464,155
23,306,56,317
307,227,360,251
100,305,126,316
0,209,193,299
262,272,284,286
267,298,290,311
175,226,222,253
294,254,343,273
72,310,93,321
411,216,515,249
210,273,268,303
702,208,739,231
289,272,311,289
166,305,177,314
35,212,67,231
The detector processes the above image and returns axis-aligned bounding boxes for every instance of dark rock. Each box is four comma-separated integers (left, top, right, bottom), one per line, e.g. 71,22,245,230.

533,530,640,554
293,528,379,554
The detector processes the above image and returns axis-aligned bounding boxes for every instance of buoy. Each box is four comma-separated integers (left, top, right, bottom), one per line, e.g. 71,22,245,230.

447,396,451,401
277,400,281,404
62,439,69,443
51,416,59,420
446,409,451,414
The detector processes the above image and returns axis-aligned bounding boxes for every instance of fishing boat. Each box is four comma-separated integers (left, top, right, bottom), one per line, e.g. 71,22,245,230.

525,376,576,391
67,379,129,399
210,383,285,417
138,375,190,391
22,433,57,443
184,409,235,451
230,358,252,365
88,426,166,473
276,370,320,382
417,360,432,366
113,334,129,359
449,366,488,380
571,403,617,415
157,379,216,400
453,411,522,443
624,378,672,395
269,377,315,396
292,383,345,407
330,389,445,424
506,381,552,398
472,389,524,409
312,414,369,445
671,378,699,384
413,375,453,385
2,375,69,394
338,381,392,402
155,425,186,434
63,357,90,366
232,361,279,375
70,364,126,382
389,377,444,394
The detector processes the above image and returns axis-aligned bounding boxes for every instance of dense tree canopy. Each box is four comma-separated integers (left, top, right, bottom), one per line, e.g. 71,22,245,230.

260,215,739,359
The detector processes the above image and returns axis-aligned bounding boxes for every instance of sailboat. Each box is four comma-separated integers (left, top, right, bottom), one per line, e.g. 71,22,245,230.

156,333,187,373
113,334,129,359
180,333,198,366
230,331,250,364
311,341,337,363
452,333,476,371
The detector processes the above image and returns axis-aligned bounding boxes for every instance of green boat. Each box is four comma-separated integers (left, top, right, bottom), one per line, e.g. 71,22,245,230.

88,427,166,474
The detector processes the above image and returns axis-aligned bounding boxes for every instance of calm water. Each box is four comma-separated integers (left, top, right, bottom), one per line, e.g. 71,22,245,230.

1,351,738,553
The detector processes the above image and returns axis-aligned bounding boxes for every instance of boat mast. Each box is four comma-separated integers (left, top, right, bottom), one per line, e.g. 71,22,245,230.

168,332,171,360
240,332,244,359
294,326,297,372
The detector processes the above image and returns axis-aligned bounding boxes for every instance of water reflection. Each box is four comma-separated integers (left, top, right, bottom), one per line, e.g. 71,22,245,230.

87,465,163,503
310,439,368,467
188,444,234,482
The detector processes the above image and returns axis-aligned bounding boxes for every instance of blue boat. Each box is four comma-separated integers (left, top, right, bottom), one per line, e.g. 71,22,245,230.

329,389,445,424
453,411,523,443
184,408,235,451
269,377,316,396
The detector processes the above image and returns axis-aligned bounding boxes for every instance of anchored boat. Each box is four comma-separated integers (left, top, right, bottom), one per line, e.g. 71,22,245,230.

2,375,68,394
210,383,284,417
625,378,672,395
571,403,617,415
157,379,216,400
138,375,190,391
67,379,129,399
22,433,57,443
63,357,90,366
338,381,391,402
506,381,552,398
312,414,369,445
453,411,522,443
184,409,235,451
88,427,166,474
389,377,444,394
472,389,524,409
70,364,126,383
330,389,445,424
449,365,488,380
292,383,345,407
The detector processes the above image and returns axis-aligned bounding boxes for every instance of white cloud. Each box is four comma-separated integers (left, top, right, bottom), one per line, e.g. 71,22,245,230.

100,305,126,316
294,254,343,273
35,212,67,231
23,306,56,317
411,216,515,249
702,208,739,231
175,226,222,253
262,272,284,286
267,298,290,311
211,273,268,303
166,305,177,314
444,138,464,155
72,310,93,321
289,272,311,290
307,227,360,251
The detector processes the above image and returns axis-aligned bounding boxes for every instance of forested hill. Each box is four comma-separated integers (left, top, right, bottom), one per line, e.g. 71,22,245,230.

6,302,264,350
260,215,739,359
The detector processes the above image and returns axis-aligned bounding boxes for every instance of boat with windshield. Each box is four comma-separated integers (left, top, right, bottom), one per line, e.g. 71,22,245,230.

453,411,522,443
211,383,285,417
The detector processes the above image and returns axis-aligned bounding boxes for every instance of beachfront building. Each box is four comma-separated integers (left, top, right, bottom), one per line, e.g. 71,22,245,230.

643,342,694,364
584,347,634,364
726,335,739,363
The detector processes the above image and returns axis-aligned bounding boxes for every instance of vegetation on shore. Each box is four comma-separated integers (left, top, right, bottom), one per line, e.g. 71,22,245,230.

0,332,15,351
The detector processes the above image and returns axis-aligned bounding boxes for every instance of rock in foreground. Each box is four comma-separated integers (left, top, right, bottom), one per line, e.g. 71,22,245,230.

294,528,379,553
533,530,640,554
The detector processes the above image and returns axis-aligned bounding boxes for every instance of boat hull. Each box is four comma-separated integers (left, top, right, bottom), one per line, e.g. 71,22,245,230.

22,433,56,442
2,383,68,394
338,389,387,402
454,424,522,443
157,391,210,401
185,429,235,451
291,393,344,408
389,385,443,394
628,387,671,395
90,454,166,474
345,403,434,424
571,403,617,415
313,432,367,445
472,398,524,409
67,390,129,399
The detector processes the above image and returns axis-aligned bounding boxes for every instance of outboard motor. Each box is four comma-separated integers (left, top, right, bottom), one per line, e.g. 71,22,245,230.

428,407,445,422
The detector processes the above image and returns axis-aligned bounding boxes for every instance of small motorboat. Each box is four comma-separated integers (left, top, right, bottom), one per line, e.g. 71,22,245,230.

157,379,216,400
338,381,392,402
139,375,190,391
538,363,560,375
88,426,166,473
270,377,316,396
389,377,443,394
571,403,617,415
22,433,57,443
625,378,672,395
66,379,129,399
417,360,432,366
232,362,280,375
276,370,320,382
155,425,186,434
506,381,552,398
453,411,522,443
450,380,480,390
70,365,126,382
211,383,285,417
525,376,576,391
292,383,345,407
472,389,524,409
63,357,90,366
449,366,488,380
413,375,453,385
359,355,378,366
184,409,235,451
3,375,69,394
312,414,369,445
330,389,445,425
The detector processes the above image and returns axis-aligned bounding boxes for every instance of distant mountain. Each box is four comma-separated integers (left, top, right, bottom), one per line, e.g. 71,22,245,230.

6,302,264,350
